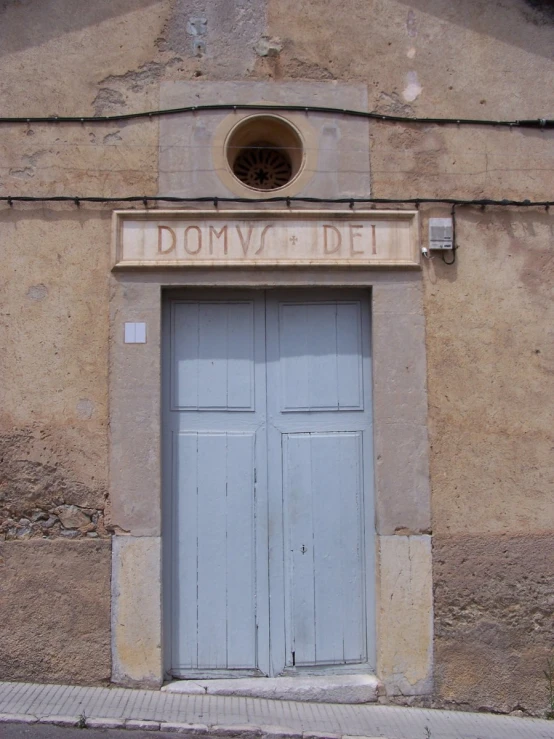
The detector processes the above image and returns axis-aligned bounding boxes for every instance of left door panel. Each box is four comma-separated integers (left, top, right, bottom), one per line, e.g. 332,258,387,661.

163,294,268,678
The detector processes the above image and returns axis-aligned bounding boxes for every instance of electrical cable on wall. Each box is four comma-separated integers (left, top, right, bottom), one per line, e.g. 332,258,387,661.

2,195,550,271
1,105,550,213
1,106,551,269
443,204,457,265
0,103,552,129
1,195,553,207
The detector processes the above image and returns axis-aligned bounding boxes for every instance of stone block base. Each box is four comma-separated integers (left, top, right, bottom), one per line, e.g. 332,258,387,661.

0,539,111,684
433,533,554,714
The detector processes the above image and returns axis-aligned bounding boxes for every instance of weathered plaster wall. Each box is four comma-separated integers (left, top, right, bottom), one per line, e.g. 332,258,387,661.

0,540,111,683
434,534,554,714
0,212,115,681
266,0,554,116
0,0,553,712
0,2,160,684
424,210,554,714
0,213,111,537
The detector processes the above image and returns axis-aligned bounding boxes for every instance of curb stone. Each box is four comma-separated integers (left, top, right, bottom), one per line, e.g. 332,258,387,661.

161,723,211,734
210,726,263,738
126,719,162,730
38,715,81,727
0,713,38,724
259,726,303,739
0,713,388,738
86,716,127,729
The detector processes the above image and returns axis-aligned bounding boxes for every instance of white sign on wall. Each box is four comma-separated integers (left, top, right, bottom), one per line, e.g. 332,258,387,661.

113,210,420,268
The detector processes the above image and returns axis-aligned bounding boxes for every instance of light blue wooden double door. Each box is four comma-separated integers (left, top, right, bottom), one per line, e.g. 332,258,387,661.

163,290,375,679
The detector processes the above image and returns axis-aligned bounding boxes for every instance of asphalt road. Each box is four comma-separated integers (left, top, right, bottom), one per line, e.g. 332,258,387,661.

0,726,207,739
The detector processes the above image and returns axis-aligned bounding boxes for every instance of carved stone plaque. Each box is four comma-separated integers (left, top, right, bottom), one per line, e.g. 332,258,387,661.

113,210,420,268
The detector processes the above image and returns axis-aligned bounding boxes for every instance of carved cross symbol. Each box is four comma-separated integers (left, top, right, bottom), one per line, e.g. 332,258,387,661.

290,235,298,245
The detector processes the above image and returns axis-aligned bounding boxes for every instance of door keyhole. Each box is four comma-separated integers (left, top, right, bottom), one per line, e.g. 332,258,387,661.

300,544,307,554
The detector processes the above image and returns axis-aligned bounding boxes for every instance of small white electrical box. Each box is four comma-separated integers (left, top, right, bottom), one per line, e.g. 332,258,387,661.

124,322,147,344
429,217,454,250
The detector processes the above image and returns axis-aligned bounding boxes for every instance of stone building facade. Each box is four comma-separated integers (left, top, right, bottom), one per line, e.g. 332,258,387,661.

1,0,553,716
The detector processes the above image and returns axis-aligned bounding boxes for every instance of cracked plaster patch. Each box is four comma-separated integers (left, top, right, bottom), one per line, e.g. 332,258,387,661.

9,151,46,179
254,35,283,57
375,91,414,117
26,284,48,301
92,59,183,115
403,71,422,103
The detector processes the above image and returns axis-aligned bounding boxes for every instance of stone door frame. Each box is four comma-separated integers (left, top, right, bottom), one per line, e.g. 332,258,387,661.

108,220,433,696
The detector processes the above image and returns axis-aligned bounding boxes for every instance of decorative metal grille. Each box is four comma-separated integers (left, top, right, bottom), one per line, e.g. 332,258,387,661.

232,146,293,190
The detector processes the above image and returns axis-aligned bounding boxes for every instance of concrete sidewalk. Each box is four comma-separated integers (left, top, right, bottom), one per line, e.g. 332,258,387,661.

1,681,554,739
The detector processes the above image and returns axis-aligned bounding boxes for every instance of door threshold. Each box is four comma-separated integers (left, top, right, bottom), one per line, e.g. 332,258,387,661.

161,674,381,704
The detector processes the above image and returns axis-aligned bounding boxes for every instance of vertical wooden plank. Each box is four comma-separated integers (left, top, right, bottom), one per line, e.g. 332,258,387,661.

266,421,286,675
197,304,228,408
311,432,366,664
225,433,257,668
173,303,199,409
173,432,199,668
196,432,228,668
284,434,316,666
265,294,286,676
336,303,363,409
252,292,270,676
161,299,173,674
339,433,366,662
279,304,309,411
308,303,339,410
310,433,345,663
361,430,376,669
226,302,255,410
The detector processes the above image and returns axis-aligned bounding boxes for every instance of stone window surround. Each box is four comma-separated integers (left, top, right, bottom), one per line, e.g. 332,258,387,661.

109,264,433,697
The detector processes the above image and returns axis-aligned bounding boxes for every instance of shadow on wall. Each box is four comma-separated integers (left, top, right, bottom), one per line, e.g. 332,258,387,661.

0,0,161,56
396,0,554,60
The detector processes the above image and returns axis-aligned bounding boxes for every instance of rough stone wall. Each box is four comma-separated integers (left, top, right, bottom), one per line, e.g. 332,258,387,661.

0,211,116,682
424,210,554,715
0,540,111,683
0,0,553,710
433,534,554,714
0,1,162,684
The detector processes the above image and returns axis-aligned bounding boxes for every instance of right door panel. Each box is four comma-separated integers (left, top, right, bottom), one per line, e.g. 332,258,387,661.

266,291,375,673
